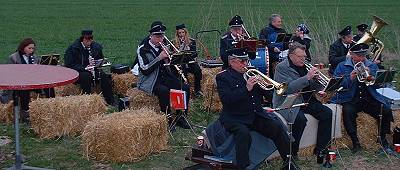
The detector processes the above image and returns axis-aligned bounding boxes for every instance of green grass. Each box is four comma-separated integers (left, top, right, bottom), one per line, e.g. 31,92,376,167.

1,0,400,169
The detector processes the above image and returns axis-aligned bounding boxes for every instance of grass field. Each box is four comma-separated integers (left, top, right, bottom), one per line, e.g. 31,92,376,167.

1,0,400,169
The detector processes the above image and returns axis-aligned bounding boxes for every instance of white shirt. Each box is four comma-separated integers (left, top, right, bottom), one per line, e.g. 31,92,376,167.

342,42,350,49
22,55,30,64
149,40,159,52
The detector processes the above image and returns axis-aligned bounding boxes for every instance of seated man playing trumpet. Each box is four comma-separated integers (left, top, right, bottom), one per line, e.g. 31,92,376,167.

332,43,393,153
136,22,191,129
216,47,295,170
273,42,332,163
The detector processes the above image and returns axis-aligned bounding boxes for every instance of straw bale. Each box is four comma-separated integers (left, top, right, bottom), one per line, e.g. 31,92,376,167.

336,112,382,150
298,145,316,157
81,108,168,162
0,102,13,124
29,94,107,139
111,73,137,96
201,68,222,112
187,74,196,98
55,84,82,97
126,88,160,112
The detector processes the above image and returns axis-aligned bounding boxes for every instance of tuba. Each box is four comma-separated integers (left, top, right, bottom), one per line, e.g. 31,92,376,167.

243,68,287,95
354,61,375,86
354,15,388,62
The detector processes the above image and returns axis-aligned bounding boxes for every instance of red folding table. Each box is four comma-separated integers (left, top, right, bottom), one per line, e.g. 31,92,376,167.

0,64,78,170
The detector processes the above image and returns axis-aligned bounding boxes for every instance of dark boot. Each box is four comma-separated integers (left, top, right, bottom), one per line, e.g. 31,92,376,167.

176,116,190,129
20,110,30,124
350,134,362,153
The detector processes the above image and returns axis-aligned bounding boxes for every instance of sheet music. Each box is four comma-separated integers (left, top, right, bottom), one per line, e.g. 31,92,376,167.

280,93,299,109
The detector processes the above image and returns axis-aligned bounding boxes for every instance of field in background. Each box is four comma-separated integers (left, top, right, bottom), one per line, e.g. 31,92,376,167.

1,0,400,169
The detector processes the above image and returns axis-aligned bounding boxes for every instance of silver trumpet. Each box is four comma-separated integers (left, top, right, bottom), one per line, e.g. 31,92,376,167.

243,68,287,95
304,61,330,87
354,61,375,86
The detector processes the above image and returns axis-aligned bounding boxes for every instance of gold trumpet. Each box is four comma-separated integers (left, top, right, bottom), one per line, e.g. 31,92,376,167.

304,61,331,87
243,68,287,95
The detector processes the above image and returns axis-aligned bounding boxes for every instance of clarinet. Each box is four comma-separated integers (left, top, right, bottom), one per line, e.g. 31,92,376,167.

87,47,96,85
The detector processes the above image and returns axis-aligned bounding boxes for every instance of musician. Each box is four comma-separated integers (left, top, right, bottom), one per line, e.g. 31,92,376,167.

136,22,191,129
259,14,288,77
291,23,312,62
328,26,355,75
173,23,203,97
220,15,248,69
332,43,393,153
216,47,295,170
64,30,114,105
0,38,55,123
273,42,332,162
353,23,368,42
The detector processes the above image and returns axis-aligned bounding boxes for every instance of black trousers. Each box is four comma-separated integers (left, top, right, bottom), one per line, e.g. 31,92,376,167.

292,100,332,155
77,71,114,105
153,74,190,115
16,88,55,111
223,114,290,170
342,100,393,144
182,63,202,93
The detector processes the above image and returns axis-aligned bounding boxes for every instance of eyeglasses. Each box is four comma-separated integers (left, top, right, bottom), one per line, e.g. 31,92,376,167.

235,58,248,64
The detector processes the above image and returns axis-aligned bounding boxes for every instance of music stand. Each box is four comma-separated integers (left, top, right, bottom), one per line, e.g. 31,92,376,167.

274,93,304,170
0,64,78,170
40,54,60,65
323,77,344,92
275,33,292,43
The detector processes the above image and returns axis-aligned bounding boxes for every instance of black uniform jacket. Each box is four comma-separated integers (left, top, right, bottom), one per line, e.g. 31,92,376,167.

328,38,355,74
64,39,104,72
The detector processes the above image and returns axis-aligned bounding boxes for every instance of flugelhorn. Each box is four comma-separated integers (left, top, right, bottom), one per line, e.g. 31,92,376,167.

243,68,287,95
354,61,375,86
303,61,331,87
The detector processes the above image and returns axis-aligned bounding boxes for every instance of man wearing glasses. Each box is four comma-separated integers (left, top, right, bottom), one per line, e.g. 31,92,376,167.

216,48,294,170
273,42,332,163
64,29,114,105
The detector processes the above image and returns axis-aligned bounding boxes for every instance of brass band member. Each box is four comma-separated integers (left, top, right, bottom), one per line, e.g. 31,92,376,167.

173,23,203,97
353,24,368,42
259,14,288,77
1,38,55,123
220,15,248,69
291,23,312,62
328,26,355,75
273,42,332,162
332,43,393,153
136,22,190,129
64,30,114,105
216,48,295,170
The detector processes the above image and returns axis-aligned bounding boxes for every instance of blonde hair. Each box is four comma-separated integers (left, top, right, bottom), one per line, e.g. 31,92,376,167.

174,28,192,48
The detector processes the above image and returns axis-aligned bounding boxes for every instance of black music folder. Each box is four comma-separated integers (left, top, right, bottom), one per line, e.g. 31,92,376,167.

375,70,396,84
323,77,344,92
275,33,292,43
40,54,60,65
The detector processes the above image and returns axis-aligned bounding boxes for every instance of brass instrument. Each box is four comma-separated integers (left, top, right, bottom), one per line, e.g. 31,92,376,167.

353,15,388,62
159,36,188,83
354,61,375,86
243,68,287,95
241,24,251,39
304,61,331,87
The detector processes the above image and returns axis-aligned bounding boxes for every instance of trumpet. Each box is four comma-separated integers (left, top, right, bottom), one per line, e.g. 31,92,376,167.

159,36,188,83
354,61,375,86
243,68,287,95
304,61,330,87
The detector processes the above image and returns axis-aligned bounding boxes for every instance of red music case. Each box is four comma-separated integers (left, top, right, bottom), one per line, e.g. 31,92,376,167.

170,89,187,110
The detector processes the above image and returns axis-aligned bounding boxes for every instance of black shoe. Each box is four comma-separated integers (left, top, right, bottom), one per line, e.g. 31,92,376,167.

176,117,191,129
351,143,362,153
314,149,326,164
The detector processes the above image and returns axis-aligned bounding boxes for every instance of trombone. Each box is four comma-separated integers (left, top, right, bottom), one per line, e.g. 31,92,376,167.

243,68,287,95
159,35,188,83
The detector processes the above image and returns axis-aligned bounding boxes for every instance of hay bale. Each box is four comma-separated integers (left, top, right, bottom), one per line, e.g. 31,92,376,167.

82,108,168,162
0,102,13,124
111,73,137,96
298,145,316,157
187,74,196,98
55,84,82,97
201,68,222,112
29,94,107,139
336,112,381,150
126,88,159,112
